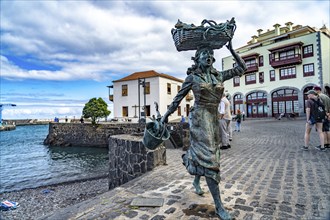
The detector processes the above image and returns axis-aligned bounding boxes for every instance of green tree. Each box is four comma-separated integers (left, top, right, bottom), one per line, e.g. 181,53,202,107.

82,97,111,125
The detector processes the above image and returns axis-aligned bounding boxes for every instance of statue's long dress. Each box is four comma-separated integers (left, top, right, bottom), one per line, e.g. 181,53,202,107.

167,66,244,183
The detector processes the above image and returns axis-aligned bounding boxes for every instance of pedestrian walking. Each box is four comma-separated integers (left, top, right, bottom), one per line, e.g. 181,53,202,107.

314,86,330,110
180,115,185,123
219,93,232,149
234,109,242,132
323,116,330,149
314,86,330,148
302,90,326,151
226,93,233,141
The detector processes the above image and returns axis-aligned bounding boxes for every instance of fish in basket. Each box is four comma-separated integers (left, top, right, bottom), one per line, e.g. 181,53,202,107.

171,17,236,51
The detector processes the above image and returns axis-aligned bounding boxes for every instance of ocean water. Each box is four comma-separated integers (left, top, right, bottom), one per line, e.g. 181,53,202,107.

0,125,108,193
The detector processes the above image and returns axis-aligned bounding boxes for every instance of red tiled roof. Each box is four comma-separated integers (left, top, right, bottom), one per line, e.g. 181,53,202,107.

113,70,184,83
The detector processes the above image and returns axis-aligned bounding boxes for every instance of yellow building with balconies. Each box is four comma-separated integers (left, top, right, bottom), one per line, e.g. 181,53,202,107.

222,22,330,118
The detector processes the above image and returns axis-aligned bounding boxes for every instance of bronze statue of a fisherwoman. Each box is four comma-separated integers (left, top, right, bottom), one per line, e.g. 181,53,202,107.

144,18,246,220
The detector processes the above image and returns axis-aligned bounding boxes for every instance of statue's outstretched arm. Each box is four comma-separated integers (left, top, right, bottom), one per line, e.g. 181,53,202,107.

220,40,246,82
161,75,193,123
227,40,247,73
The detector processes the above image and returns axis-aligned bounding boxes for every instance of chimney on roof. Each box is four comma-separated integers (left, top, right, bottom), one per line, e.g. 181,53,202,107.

251,35,258,43
285,22,293,31
257,29,263,36
273,23,281,35
293,25,302,30
320,24,330,35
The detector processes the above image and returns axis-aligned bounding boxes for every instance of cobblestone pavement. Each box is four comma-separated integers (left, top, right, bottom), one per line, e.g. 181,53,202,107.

42,119,330,220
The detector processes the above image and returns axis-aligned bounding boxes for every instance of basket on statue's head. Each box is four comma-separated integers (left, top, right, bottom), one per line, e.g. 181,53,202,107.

171,18,236,52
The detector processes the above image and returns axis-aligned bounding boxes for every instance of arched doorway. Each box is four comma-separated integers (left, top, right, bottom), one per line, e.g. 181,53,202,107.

233,94,243,115
272,88,299,117
246,92,268,118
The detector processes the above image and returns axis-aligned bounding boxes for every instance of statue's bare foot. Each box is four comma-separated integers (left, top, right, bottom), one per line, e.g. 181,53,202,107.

216,206,232,220
193,180,204,195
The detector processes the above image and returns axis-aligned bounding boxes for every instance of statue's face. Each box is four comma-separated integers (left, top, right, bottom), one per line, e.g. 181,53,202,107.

198,48,214,67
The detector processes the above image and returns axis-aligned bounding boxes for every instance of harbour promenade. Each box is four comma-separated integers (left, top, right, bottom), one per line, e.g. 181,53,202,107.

42,118,329,220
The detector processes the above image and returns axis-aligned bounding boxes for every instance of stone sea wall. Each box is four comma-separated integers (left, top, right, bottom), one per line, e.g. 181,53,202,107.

3,119,50,125
108,134,166,190
0,125,16,131
43,123,144,147
43,122,190,148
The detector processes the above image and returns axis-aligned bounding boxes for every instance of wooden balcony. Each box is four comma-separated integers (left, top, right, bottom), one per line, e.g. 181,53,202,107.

270,54,302,68
245,63,259,73
109,95,113,102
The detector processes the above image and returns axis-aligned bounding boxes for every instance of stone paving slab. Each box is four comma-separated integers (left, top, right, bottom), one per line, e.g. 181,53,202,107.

41,119,330,220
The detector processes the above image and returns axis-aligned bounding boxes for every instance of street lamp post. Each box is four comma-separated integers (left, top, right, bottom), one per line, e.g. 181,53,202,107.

138,78,146,124
107,85,113,102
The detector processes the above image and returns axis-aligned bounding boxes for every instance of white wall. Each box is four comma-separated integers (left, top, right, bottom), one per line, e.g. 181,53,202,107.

320,32,330,86
113,76,192,122
158,77,191,122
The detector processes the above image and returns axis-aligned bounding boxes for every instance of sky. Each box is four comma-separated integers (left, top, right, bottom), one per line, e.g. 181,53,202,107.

1,0,329,120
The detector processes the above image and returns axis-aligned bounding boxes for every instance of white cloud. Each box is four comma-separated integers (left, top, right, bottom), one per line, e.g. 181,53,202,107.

0,0,329,119
0,55,104,81
2,103,114,120
3,106,83,120
2,1,328,80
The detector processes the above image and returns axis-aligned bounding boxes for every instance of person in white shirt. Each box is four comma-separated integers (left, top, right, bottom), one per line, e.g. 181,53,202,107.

226,93,233,141
219,94,232,149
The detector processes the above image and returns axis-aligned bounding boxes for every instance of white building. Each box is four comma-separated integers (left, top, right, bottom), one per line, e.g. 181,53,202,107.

109,70,193,122
222,22,330,118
